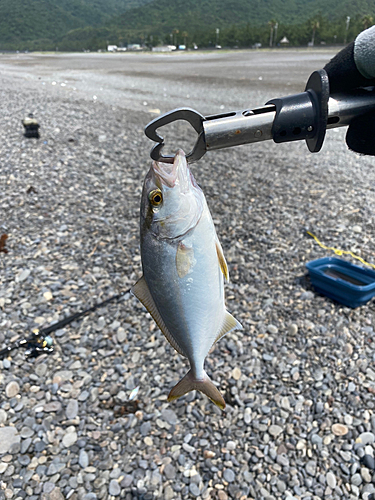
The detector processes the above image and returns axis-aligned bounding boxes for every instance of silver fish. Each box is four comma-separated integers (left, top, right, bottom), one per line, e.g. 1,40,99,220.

132,150,242,409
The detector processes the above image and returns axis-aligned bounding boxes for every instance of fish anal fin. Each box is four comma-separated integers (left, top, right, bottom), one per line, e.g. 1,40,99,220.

214,310,242,345
131,276,186,357
168,369,226,410
215,239,229,281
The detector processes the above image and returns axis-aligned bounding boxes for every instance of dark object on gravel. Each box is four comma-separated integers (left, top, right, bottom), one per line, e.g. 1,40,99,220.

22,113,40,138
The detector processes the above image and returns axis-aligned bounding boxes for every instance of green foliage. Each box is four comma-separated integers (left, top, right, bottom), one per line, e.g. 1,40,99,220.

0,0,153,50
1,0,375,51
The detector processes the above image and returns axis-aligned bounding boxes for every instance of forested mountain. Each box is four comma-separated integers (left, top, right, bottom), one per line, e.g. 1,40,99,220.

0,0,152,49
1,0,375,50
114,0,374,30
105,0,375,47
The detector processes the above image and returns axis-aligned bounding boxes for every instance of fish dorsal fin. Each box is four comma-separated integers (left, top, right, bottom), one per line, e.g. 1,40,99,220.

215,239,229,281
131,276,186,357
214,310,242,345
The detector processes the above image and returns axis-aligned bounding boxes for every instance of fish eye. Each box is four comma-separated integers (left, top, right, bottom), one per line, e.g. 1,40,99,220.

149,190,163,206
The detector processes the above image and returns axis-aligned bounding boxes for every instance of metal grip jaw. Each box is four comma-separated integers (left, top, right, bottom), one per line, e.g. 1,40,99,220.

266,69,330,152
144,108,206,163
144,67,375,163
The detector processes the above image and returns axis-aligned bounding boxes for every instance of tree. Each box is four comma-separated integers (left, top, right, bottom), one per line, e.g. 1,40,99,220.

310,19,319,46
182,30,188,46
361,15,374,30
172,28,179,46
268,19,277,47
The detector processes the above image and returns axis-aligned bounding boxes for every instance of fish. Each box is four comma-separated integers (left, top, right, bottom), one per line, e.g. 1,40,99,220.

131,149,242,409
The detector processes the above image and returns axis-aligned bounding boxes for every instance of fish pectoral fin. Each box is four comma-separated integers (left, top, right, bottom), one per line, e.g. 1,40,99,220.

176,241,195,278
131,276,187,357
215,239,229,281
168,369,226,410
214,310,243,345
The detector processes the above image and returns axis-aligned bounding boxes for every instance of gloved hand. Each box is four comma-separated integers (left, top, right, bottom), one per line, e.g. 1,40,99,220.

324,25,375,155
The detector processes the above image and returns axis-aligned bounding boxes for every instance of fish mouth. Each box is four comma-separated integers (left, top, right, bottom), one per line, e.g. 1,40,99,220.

152,149,188,189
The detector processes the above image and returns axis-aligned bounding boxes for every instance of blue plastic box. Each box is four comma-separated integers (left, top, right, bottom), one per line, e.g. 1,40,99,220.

305,257,375,308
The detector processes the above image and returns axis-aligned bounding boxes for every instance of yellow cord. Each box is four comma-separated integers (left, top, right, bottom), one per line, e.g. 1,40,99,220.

306,231,375,270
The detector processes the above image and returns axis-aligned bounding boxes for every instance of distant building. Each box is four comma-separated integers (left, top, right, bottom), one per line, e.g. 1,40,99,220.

127,44,142,51
152,46,175,52
107,45,118,52
280,36,289,45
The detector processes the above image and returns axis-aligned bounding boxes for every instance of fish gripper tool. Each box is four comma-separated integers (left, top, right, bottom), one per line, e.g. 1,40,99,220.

145,69,375,163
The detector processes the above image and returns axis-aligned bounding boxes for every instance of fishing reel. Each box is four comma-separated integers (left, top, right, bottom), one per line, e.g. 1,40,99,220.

0,329,54,361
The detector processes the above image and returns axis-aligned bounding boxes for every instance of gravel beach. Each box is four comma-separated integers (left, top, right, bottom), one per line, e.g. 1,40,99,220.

1,49,375,500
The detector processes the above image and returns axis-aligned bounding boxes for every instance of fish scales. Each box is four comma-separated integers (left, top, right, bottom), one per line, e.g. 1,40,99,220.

132,149,242,409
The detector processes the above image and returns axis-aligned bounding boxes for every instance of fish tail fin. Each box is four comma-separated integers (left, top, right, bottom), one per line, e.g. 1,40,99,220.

168,370,226,410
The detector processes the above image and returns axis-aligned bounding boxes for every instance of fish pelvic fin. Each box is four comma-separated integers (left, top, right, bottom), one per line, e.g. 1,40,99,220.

131,276,186,357
168,369,226,410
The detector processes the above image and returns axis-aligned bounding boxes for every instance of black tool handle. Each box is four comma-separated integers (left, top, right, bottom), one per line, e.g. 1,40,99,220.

266,69,330,152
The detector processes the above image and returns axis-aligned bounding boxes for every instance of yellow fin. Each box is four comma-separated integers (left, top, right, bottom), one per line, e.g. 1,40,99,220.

176,242,195,278
214,310,242,345
168,369,226,410
131,276,186,357
215,239,229,281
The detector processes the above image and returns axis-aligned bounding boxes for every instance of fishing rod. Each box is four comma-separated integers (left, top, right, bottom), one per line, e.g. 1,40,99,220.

0,289,131,360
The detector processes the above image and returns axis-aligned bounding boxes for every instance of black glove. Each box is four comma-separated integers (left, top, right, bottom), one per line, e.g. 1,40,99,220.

324,26,375,155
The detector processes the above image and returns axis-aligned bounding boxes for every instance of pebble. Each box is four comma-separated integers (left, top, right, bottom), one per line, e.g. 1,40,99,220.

164,486,174,500
226,440,236,451
287,323,298,335
357,432,375,445
351,473,362,486
362,455,375,470
203,450,215,459
231,367,241,380
267,324,278,334
0,409,7,424
223,469,235,483
361,467,372,483
305,460,317,476
218,492,228,500
66,400,79,419
244,407,251,424
108,479,120,496
161,408,178,425
79,450,89,468
18,269,30,282
43,401,62,413
0,427,20,454
20,426,34,438
62,430,77,447
116,328,127,342
344,414,353,425
269,425,283,437
5,381,20,398
326,472,336,489
332,423,348,436
183,443,195,453
189,483,200,497
144,436,153,446
164,464,176,479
